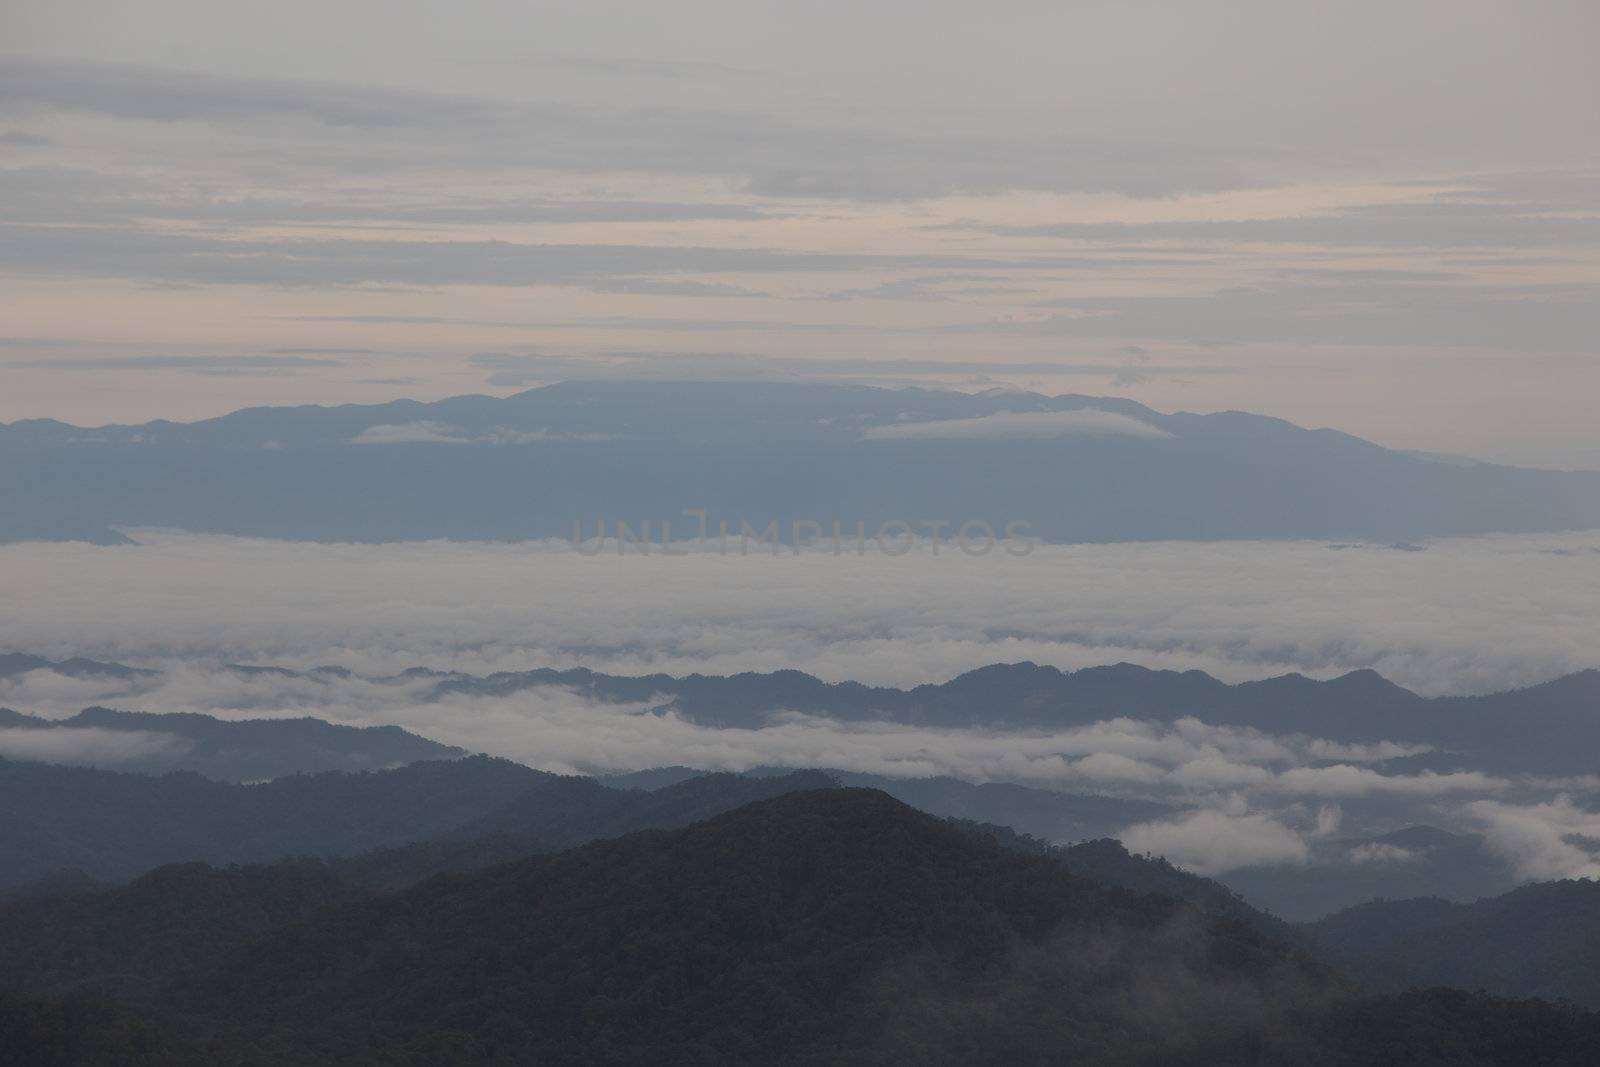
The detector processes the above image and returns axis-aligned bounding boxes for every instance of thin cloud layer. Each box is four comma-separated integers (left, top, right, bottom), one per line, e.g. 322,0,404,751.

0,661,1509,822
347,421,609,445
860,409,1174,441
1,530,1594,696
0,725,192,766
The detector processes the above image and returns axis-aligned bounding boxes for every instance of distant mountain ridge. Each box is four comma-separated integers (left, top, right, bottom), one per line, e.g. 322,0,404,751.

413,659,1600,773
0,704,463,781
1217,824,1522,922
8,651,1600,774
5,380,1599,543
0,755,546,889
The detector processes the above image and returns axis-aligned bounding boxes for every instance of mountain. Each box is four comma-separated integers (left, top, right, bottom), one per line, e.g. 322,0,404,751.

0,771,839,999
1221,826,1520,922
0,704,463,781
0,652,154,681
12,789,1594,1065
0,859,359,1000
14,654,1600,775
0,753,840,896
0,755,545,889
0,773,1293,1003
956,818,1301,946
613,767,1176,843
422,660,1600,773
1303,879,1600,1007
136,789,1355,1061
4,787,1600,1063
0,990,223,1067
452,768,842,846
5,380,1599,544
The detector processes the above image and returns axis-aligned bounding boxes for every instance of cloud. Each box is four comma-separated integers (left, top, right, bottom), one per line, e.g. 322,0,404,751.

507,52,758,82
0,530,1596,698
965,193,1600,249
346,421,609,445
1465,796,1600,881
0,726,192,767
964,279,1600,354
1120,809,1310,874
0,660,1496,821
0,222,1107,291
861,409,1174,442
6,354,344,373
0,56,1259,200
1271,765,1507,799
348,421,472,445
0,164,776,228
1348,842,1418,864
464,351,1229,390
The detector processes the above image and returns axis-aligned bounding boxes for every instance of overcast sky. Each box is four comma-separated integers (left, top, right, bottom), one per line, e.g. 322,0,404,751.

2,1,1597,466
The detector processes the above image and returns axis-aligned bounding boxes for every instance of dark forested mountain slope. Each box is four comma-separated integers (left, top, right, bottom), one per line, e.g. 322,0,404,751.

3,789,1600,1064
167,789,1350,1064
753,769,1175,841
953,818,1301,946
1303,879,1600,1007
0,990,228,1067
0,860,358,1000
453,768,841,846
0,771,852,1000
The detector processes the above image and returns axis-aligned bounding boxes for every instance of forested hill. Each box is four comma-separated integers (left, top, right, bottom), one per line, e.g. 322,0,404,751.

158,788,1340,1062
147,791,1600,1064
1304,879,1600,1007
3,788,1600,1063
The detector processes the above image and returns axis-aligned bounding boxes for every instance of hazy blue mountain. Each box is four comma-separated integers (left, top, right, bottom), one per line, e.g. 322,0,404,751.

5,381,1599,544
0,704,463,781
0,755,545,889
0,652,154,681
1303,879,1600,1007
424,660,1600,773
13,654,1594,777
1219,826,1521,921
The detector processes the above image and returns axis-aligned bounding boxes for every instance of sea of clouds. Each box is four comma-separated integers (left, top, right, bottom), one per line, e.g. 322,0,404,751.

2,528,1598,879
2,528,1597,693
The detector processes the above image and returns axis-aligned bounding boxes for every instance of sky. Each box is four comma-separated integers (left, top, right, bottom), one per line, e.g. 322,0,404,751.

2,1,1598,466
